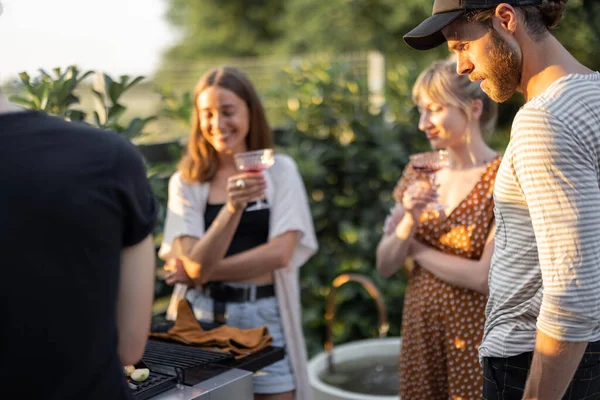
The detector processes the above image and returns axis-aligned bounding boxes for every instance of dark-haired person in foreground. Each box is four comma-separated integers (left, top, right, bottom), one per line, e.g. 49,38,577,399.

404,1,600,399
0,88,158,398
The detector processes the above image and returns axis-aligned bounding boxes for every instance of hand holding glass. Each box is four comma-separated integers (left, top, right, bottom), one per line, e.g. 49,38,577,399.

409,150,449,211
233,148,275,211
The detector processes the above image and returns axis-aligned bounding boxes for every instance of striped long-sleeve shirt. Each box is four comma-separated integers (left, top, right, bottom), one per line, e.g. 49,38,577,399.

480,72,600,360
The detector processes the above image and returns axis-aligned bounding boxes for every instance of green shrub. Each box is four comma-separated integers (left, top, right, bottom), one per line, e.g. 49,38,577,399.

270,60,426,355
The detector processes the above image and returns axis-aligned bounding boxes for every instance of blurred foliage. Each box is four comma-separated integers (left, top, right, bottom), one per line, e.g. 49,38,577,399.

10,66,156,140
158,0,599,71
160,0,599,61
159,0,437,65
270,60,425,356
162,0,284,61
156,89,194,132
9,66,93,123
90,74,157,141
159,0,600,154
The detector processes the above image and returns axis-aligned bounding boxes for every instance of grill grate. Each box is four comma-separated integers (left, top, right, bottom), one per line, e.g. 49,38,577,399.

129,371,176,400
128,360,177,400
142,339,233,368
141,339,234,385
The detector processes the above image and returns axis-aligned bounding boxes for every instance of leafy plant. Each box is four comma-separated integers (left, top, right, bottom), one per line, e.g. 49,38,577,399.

270,60,425,356
156,89,193,128
9,65,155,141
10,66,93,122
91,74,157,140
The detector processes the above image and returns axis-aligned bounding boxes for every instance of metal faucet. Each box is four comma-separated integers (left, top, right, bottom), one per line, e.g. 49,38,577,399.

324,273,389,373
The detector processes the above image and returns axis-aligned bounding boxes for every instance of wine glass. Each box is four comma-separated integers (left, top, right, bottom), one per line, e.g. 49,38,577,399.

233,148,275,211
409,150,449,211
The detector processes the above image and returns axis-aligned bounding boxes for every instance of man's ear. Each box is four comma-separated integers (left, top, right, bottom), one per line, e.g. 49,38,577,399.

494,3,518,34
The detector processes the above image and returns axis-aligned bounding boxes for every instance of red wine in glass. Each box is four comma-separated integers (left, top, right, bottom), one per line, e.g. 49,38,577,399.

233,148,275,211
412,162,445,175
238,165,270,173
409,150,449,211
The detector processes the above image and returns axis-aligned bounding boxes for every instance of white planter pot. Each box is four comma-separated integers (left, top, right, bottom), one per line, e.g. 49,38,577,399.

308,337,401,400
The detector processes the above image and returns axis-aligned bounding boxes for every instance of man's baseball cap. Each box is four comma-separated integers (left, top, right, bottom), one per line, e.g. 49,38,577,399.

403,0,543,50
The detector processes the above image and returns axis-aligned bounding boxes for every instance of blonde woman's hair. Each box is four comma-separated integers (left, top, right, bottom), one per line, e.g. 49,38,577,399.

412,58,498,135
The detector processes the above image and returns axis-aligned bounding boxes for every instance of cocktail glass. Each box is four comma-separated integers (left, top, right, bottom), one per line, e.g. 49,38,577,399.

409,150,449,211
233,148,275,211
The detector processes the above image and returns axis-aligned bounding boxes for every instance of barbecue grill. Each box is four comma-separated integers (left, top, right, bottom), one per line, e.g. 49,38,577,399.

141,340,233,386
127,360,178,400
128,320,285,400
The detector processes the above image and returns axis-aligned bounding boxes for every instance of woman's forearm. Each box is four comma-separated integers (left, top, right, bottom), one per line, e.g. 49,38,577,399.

376,214,416,277
411,240,490,294
188,203,243,272
205,245,283,282
200,231,298,283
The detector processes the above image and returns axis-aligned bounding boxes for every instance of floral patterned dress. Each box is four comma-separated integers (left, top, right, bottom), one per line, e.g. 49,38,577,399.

396,155,501,400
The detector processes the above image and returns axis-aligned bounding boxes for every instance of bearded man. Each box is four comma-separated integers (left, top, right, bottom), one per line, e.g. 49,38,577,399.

404,1,600,399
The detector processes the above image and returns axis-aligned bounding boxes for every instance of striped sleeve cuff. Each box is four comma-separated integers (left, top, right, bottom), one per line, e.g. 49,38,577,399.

537,299,597,342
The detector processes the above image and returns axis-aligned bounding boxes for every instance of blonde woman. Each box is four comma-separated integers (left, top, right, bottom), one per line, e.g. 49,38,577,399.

376,58,500,400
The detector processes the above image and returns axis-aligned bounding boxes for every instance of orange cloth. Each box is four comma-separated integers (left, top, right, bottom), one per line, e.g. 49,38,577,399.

150,300,273,359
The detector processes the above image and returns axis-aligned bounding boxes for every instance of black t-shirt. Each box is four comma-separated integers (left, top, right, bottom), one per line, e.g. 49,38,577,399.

0,111,158,399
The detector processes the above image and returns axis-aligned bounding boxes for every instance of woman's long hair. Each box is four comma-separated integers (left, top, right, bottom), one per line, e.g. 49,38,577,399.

178,66,273,183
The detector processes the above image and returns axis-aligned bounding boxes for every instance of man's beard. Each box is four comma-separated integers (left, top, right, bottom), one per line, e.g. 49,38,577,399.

473,28,522,103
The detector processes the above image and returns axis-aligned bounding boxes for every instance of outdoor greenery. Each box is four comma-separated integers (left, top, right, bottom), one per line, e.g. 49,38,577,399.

159,0,600,65
270,61,422,354
158,0,437,63
157,0,600,151
10,66,157,140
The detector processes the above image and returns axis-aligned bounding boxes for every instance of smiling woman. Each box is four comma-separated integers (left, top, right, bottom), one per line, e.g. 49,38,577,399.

178,66,272,183
158,66,318,400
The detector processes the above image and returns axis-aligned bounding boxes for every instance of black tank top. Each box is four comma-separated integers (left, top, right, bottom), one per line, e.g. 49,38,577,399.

204,202,270,256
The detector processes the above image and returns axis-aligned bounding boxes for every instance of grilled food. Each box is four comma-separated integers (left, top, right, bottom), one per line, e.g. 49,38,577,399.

130,368,150,382
123,365,136,377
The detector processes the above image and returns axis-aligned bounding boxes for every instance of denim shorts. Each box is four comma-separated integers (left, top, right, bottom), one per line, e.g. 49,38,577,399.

185,284,296,394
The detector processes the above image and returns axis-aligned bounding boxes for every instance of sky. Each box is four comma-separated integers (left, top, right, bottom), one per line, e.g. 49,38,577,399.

0,0,177,83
